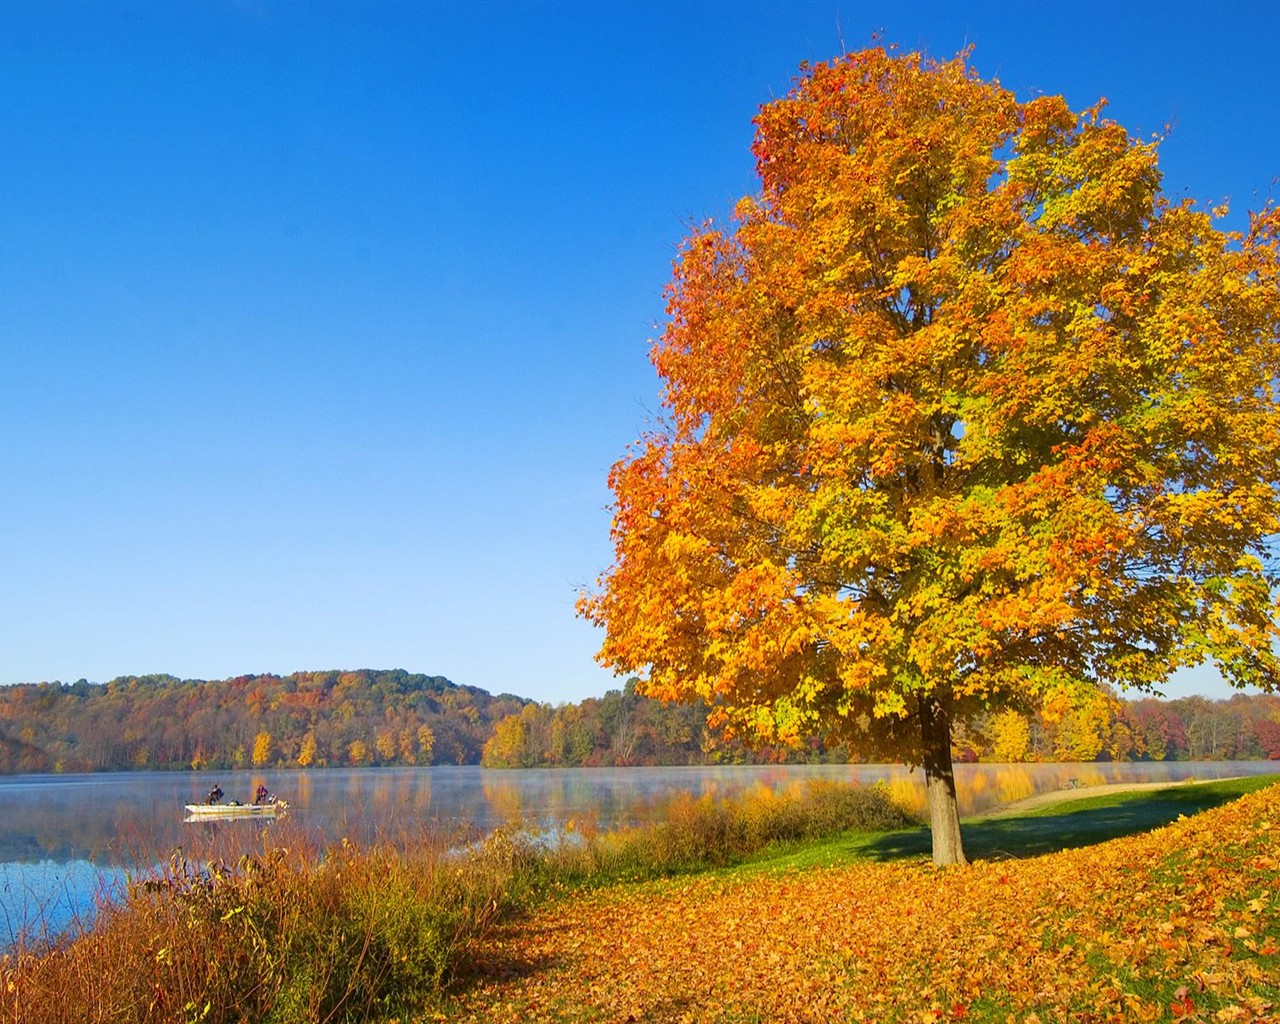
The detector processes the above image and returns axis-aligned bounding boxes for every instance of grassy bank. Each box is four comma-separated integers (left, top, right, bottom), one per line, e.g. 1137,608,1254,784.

0,779,912,1023
3,777,1276,1023
740,774,1280,872
444,775,1280,1024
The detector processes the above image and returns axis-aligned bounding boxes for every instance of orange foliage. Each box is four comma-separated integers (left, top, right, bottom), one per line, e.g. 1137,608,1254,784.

0,670,523,771
581,47,1280,864
445,784,1280,1023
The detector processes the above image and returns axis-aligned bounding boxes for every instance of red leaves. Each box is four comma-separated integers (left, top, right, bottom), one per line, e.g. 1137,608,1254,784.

1170,986,1196,1018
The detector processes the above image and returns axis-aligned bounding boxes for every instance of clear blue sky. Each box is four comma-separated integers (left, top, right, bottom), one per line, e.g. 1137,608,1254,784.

1,1,1275,703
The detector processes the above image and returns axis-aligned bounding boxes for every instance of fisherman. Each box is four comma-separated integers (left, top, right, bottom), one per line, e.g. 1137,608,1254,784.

206,784,224,805
254,784,270,805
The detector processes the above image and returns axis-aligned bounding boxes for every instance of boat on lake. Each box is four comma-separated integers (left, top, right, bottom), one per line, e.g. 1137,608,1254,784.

183,800,287,821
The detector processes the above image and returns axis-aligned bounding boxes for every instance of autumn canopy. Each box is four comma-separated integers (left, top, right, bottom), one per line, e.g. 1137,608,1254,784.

581,48,1280,864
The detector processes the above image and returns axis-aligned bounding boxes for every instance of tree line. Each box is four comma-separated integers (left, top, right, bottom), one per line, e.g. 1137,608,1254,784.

1,670,1276,775
0,670,528,773
479,683,1280,767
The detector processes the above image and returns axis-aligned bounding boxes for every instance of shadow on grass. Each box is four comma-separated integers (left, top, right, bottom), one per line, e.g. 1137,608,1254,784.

859,776,1279,863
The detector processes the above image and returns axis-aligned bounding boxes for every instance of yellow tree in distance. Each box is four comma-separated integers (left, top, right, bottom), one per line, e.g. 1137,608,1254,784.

251,730,272,768
580,47,1280,865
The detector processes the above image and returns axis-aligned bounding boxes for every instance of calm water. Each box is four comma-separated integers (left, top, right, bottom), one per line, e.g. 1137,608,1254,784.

2,761,1275,947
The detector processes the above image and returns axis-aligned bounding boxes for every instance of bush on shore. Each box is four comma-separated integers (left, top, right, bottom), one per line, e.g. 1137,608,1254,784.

0,779,912,1024
558,778,916,880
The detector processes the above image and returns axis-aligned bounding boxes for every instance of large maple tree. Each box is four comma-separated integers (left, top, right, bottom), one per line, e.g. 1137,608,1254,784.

580,48,1280,865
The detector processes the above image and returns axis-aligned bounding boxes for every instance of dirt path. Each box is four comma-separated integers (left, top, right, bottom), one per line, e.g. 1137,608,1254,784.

978,777,1240,818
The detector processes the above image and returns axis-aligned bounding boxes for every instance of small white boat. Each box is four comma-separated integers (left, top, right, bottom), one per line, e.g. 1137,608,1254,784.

183,800,288,820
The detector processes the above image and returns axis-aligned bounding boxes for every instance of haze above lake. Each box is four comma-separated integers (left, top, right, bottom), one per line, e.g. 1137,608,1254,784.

3,761,1276,947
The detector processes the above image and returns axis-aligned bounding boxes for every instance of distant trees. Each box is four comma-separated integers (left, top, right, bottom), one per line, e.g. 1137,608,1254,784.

987,711,1031,763
480,684,1280,768
0,670,528,773
967,691,1280,763
481,678,777,768
0,669,1275,774
482,680,692,768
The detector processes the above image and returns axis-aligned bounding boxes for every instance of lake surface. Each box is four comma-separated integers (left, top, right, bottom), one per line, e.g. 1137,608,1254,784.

2,761,1275,948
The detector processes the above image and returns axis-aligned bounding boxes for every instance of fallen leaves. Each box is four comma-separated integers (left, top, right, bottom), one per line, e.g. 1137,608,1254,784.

444,782,1280,1022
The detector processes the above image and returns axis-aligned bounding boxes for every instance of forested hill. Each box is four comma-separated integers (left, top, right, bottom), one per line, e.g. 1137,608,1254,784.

0,670,530,773
2,670,1278,774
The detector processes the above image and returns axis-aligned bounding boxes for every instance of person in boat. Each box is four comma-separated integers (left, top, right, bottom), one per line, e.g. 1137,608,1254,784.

254,784,271,805
206,784,224,805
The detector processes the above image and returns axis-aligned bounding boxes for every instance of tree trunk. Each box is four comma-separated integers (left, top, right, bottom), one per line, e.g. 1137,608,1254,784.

920,694,967,867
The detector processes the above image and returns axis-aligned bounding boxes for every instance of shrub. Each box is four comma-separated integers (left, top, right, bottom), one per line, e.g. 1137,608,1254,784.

546,779,917,881
0,780,913,1022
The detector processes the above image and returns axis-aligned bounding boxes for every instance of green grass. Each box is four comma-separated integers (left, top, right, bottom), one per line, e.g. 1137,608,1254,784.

440,775,1280,1024
737,774,1280,872
7,774,1276,1024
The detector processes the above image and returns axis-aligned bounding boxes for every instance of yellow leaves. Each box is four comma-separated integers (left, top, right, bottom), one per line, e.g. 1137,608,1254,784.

1123,992,1162,1021
443,783,1280,1023
988,709,1032,762
872,691,909,719
586,43,1280,790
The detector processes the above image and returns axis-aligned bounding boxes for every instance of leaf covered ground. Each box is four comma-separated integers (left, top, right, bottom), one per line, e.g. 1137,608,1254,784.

439,783,1280,1024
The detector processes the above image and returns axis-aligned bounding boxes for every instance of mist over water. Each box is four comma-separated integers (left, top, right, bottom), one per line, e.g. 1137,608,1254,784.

2,761,1274,947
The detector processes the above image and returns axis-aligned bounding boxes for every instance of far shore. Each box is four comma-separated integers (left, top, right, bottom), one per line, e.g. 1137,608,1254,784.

980,775,1246,818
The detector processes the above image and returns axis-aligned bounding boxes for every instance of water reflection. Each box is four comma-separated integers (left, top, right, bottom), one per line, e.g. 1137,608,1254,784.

1,761,1275,947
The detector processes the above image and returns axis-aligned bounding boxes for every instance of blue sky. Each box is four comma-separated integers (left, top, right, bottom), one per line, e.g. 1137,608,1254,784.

1,1,1276,704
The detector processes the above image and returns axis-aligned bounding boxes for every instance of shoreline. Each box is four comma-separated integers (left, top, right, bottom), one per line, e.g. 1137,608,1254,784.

978,775,1247,818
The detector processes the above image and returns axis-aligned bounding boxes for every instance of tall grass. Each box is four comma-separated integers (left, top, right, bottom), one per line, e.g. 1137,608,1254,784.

0,780,912,1024
556,779,916,881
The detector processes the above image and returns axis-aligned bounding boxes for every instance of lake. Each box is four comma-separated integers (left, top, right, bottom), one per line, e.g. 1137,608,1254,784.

2,760,1275,948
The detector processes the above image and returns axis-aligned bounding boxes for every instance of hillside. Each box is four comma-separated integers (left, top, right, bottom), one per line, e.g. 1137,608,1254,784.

0,670,529,772
1,669,1277,774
